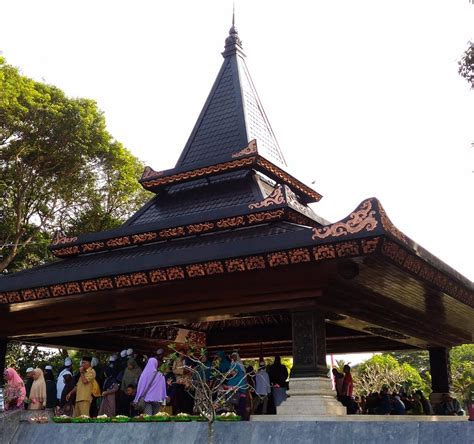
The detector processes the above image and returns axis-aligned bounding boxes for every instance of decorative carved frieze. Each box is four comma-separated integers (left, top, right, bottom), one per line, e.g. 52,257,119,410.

142,157,255,189
3,236,471,309
231,139,258,158
248,186,285,209
312,199,378,240
378,203,409,245
51,234,78,246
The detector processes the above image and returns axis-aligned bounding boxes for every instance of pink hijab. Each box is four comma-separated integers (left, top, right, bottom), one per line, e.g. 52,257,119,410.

3,368,26,408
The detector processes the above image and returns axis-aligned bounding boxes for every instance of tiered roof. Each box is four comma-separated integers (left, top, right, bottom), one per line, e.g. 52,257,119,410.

0,21,472,352
0,22,325,293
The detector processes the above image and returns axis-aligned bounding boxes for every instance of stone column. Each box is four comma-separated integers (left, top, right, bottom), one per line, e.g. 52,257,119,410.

0,338,7,384
429,347,452,408
277,311,346,417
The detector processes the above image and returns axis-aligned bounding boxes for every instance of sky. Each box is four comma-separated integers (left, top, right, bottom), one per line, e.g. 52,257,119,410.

1,0,473,282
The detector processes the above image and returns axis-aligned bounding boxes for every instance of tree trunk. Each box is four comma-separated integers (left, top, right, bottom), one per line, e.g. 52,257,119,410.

207,420,215,444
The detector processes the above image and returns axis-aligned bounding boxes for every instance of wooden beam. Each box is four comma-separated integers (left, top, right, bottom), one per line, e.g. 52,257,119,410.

4,289,322,337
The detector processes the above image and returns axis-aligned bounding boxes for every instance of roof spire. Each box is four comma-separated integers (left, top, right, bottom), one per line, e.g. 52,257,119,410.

223,3,244,57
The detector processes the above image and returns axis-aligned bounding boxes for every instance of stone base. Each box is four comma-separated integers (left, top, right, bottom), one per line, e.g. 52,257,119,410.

277,377,346,416
252,414,468,422
0,409,22,443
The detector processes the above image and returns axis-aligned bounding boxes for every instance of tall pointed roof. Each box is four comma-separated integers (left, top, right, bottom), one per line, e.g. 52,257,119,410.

175,20,286,168
45,20,325,259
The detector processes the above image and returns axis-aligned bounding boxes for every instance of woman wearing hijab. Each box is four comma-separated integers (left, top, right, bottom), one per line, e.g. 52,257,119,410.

228,354,248,418
56,372,76,416
118,358,142,415
121,358,142,392
230,352,245,372
98,367,120,417
215,351,231,374
28,368,47,410
3,368,26,410
134,357,166,415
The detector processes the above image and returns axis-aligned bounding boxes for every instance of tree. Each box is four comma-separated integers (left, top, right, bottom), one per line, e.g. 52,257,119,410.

388,350,430,374
0,56,150,273
5,342,63,376
354,354,427,396
459,42,474,88
450,344,474,408
388,350,431,389
166,345,251,444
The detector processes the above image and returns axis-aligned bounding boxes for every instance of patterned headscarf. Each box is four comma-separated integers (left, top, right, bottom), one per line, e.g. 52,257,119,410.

3,368,26,408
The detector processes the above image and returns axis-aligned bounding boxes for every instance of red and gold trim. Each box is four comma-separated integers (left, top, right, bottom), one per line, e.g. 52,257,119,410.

51,208,317,258
2,235,472,308
138,149,321,203
231,139,258,158
141,157,255,188
256,157,322,202
0,237,380,305
312,199,377,240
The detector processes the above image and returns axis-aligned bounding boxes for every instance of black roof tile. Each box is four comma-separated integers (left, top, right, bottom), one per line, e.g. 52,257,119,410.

175,31,286,169
127,171,262,226
0,222,309,292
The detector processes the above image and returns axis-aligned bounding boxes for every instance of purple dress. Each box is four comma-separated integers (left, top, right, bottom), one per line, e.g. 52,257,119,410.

134,358,167,403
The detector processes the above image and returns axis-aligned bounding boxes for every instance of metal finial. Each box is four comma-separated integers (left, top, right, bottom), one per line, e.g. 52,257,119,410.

223,2,244,56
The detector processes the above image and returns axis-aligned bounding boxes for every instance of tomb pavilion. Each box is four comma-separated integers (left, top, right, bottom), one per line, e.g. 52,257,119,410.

1,21,473,416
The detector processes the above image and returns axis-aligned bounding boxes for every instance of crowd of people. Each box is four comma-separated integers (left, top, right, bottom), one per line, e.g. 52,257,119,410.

3,351,465,419
331,365,465,416
3,353,141,418
2,348,291,420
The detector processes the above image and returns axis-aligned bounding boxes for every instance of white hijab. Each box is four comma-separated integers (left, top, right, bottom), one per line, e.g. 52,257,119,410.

56,367,72,399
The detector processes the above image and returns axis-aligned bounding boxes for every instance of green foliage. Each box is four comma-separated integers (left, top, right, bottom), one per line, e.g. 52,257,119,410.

332,359,348,374
4,343,111,381
354,354,427,396
5,342,64,376
357,346,473,405
388,350,430,374
388,350,431,391
0,56,151,272
450,344,474,405
242,356,293,375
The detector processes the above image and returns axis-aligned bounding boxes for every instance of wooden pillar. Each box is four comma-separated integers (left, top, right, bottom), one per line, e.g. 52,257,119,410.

429,347,452,394
0,338,7,384
291,310,328,378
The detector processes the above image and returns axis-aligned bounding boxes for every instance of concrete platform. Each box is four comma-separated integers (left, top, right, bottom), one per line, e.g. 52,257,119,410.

251,414,468,422
4,418,473,444
0,410,23,443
